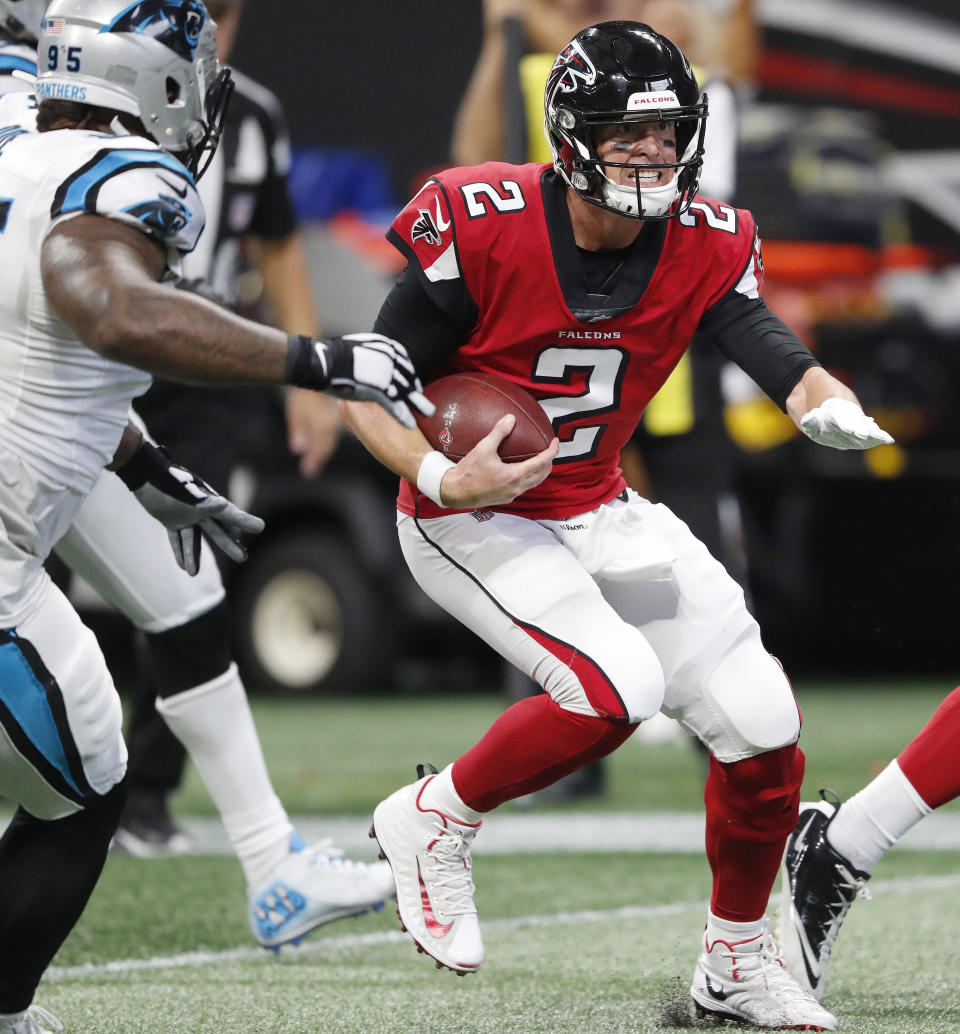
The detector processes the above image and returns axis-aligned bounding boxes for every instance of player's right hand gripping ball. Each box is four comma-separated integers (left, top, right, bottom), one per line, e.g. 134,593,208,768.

416,372,554,461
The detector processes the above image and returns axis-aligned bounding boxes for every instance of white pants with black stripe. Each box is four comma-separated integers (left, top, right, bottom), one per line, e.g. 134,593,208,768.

0,453,125,820
398,489,800,763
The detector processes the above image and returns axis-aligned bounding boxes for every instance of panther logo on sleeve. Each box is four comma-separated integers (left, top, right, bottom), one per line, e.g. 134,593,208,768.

101,0,206,60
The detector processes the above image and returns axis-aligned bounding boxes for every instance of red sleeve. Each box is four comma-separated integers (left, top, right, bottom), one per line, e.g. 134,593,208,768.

386,176,478,328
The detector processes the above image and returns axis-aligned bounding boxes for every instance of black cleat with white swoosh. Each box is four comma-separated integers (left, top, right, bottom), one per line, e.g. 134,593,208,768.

777,790,872,1002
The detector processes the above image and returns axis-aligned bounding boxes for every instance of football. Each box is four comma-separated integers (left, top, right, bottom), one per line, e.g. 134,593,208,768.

416,372,554,462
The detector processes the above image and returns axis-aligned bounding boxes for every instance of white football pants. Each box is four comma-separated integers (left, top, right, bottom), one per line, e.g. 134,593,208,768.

55,468,225,632
399,490,800,762
0,454,125,819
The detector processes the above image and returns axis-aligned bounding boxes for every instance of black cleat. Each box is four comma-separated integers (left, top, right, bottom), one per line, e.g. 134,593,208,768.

777,790,871,1002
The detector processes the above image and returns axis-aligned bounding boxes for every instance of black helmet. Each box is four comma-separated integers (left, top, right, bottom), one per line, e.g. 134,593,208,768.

545,21,707,219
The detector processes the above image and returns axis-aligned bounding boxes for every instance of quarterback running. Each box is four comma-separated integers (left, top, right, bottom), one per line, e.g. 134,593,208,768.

343,21,893,1031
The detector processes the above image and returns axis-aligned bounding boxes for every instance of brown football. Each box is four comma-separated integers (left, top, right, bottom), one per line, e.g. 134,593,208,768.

416,372,554,462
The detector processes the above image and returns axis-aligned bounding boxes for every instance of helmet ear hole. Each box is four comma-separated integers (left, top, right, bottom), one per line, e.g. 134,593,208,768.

166,77,181,105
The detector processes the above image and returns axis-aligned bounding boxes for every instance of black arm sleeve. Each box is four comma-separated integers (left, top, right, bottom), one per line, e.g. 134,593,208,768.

373,264,473,378
698,289,821,412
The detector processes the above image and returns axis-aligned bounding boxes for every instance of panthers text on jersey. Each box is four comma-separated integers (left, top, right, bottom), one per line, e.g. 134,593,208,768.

389,162,763,521
0,91,205,495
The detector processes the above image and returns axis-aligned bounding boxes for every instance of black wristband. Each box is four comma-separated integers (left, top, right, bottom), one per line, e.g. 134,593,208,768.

285,334,329,388
114,440,170,491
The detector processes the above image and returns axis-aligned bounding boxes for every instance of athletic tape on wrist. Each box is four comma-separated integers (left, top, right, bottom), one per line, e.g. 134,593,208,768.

417,450,456,507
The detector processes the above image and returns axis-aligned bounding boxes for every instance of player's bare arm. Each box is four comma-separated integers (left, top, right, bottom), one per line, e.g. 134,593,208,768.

341,399,557,509
42,215,289,384
784,366,857,425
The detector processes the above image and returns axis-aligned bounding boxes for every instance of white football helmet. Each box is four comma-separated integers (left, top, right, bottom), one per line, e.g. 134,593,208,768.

0,0,47,42
35,0,232,176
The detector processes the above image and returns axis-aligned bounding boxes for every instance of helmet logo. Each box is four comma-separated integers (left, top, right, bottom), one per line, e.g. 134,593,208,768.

100,0,207,61
545,39,597,115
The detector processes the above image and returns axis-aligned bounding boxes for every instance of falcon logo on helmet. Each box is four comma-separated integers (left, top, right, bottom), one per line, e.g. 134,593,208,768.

100,0,207,61
545,39,597,114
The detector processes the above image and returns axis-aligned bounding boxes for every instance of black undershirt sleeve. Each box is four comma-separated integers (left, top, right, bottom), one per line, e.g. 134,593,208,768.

698,289,821,412
372,264,472,378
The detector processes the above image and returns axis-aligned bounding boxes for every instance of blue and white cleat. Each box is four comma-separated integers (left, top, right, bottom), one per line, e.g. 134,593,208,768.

249,834,396,950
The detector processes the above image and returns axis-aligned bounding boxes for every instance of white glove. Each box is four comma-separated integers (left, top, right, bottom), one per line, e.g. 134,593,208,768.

799,397,894,451
116,441,265,575
285,333,435,429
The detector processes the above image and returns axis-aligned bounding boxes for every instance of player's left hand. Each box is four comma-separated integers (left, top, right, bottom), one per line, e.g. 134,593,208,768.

799,397,894,450
116,441,265,575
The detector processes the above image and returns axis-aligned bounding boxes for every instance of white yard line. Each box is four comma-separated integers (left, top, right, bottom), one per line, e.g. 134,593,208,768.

46,872,960,982
173,809,960,858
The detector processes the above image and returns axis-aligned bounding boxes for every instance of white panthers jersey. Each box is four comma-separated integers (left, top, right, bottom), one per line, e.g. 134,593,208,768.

0,91,205,494
0,40,37,97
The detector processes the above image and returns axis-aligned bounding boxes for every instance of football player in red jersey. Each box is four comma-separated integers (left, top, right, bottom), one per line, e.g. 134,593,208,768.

779,684,960,1003
344,22,891,1029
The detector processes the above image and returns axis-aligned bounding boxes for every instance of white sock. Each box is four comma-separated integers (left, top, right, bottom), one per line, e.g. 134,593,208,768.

417,764,484,826
155,664,294,889
705,910,764,947
826,760,931,873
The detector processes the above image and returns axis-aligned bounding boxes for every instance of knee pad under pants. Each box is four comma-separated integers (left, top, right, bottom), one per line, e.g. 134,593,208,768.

673,636,801,763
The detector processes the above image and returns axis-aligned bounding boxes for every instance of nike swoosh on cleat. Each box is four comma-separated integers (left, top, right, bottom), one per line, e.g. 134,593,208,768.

417,860,452,937
703,973,728,1002
794,916,823,988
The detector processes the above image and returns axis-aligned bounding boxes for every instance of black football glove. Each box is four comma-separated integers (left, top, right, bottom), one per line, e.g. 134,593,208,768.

116,440,265,576
285,333,434,428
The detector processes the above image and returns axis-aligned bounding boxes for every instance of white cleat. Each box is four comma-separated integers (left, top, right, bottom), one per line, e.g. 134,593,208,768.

0,1005,62,1034
690,920,838,1030
249,833,396,950
371,768,483,974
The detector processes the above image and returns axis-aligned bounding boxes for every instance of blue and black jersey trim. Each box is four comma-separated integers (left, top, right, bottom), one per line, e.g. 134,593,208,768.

51,147,195,236
0,55,37,76
0,629,94,806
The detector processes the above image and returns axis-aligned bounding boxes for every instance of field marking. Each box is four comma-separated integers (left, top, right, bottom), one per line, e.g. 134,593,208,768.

46,872,960,982
163,809,960,857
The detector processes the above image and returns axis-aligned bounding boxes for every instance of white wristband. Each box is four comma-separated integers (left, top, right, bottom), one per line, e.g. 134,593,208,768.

416,450,457,507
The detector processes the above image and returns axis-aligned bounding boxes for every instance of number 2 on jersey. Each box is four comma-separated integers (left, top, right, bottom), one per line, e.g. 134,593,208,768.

532,346,628,463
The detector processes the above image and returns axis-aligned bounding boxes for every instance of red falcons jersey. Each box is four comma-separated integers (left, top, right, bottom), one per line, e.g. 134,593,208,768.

390,162,763,521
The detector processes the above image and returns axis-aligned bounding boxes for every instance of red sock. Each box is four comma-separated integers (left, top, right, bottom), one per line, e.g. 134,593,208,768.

898,685,960,809
451,695,636,811
704,743,804,922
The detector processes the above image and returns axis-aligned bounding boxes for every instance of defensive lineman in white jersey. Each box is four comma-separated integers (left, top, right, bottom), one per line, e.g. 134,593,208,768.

0,0,399,965
0,2,430,1028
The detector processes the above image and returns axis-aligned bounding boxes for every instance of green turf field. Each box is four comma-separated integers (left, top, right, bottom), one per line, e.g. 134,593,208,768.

27,680,960,1032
